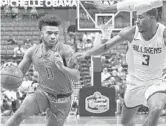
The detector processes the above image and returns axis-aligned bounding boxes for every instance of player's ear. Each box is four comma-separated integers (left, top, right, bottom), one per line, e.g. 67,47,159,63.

150,16,155,21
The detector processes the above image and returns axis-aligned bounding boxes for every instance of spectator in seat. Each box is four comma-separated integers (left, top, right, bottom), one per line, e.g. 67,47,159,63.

23,38,33,50
7,35,16,45
67,25,78,52
11,92,20,113
3,4,11,18
22,7,29,19
1,99,12,116
83,33,94,50
30,7,38,19
1,91,15,116
85,38,93,50
76,38,85,52
13,41,25,58
11,5,19,19
101,67,111,87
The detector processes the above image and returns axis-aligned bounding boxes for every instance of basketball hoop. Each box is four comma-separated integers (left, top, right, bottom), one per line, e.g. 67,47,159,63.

98,24,113,40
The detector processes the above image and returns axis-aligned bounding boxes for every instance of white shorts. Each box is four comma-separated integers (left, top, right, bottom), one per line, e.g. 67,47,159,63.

124,75,166,108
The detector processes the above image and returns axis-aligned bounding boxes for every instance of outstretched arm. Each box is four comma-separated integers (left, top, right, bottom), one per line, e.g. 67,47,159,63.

84,26,135,57
18,46,35,76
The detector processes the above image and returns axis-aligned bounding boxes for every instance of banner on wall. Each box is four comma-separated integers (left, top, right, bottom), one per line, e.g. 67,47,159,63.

0,0,123,8
0,0,77,7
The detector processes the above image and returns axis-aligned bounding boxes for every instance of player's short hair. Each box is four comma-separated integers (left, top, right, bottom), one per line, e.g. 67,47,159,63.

67,25,76,33
145,8,158,19
38,14,61,31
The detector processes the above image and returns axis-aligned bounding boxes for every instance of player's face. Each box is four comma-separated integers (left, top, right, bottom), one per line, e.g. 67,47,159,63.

41,25,60,47
136,13,152,33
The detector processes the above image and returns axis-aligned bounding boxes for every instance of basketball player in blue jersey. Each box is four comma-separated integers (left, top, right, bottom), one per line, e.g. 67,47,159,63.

4,15,80,126
76,2,166,126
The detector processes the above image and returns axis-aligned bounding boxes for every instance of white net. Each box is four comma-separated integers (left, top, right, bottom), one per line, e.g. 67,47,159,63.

98,24,114,40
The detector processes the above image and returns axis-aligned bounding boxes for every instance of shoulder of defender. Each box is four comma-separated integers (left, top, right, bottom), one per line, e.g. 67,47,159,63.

118,26,136,41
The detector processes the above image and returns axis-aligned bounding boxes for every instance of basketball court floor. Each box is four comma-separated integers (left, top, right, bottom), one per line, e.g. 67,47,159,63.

1,115,166,126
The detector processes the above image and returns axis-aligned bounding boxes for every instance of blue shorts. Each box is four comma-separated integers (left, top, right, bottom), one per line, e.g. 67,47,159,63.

31,89,71,125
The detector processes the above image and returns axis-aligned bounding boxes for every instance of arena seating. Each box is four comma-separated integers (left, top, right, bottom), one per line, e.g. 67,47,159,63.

1,18,40,62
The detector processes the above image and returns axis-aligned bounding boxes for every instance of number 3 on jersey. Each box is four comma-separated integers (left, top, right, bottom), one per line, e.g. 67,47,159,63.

142,54,150,66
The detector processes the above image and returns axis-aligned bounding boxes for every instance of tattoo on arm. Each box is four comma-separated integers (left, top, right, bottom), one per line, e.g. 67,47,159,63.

62,55,67,67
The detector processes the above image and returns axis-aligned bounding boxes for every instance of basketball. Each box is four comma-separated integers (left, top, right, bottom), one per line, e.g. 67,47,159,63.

0,64,23,90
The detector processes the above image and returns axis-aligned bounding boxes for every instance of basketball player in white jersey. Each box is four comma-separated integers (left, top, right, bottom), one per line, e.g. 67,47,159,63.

4,15,80,126
76,2,166,126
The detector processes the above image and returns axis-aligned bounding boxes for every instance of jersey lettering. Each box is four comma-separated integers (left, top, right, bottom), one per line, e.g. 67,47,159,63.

133,45,162,54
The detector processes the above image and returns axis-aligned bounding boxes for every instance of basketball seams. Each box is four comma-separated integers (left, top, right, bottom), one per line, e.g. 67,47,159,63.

1,74,23,84
1,73,23,78
5,66,23,77
1,81,22,85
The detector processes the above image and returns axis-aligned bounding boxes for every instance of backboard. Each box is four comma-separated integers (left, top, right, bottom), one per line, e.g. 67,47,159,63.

77,0,133,35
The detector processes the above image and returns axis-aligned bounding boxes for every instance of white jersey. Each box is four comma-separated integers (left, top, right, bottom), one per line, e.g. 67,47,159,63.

126,23,166,81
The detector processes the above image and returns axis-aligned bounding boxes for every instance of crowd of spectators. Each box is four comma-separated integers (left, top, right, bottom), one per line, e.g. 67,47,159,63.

2,4,39,20
66,25,95,52
13,37,35,58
